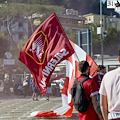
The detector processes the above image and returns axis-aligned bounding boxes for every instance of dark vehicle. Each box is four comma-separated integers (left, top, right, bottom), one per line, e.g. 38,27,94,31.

51,82,61,97
13,75,24,95
13,83,25,95
3,79,10,94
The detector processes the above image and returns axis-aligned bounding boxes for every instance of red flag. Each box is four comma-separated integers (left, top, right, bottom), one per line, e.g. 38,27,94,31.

30,40,98,118
19,13,74,94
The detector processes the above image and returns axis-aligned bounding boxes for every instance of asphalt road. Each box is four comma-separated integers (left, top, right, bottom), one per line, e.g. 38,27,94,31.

0,92,79,120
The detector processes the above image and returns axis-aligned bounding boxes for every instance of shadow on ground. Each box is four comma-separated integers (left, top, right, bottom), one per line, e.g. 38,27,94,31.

32,113,79,120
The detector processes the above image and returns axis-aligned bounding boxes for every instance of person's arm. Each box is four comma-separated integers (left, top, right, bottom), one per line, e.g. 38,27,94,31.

100,94,108,120
91,95,103,120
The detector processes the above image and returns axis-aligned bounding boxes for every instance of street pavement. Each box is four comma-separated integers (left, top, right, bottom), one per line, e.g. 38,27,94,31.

0,91,79,120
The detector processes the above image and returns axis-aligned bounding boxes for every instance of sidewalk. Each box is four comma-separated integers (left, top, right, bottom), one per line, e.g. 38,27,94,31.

0,88,79,120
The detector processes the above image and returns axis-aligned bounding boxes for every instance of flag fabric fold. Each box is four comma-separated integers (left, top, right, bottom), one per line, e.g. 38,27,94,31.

19,13,74,95
30,40,98,117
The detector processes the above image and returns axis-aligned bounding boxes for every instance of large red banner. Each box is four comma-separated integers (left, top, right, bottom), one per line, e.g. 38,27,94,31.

19,13,74,94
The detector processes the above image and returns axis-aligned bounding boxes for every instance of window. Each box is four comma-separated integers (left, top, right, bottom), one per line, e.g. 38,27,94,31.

19,33,23,39
89,17,91,21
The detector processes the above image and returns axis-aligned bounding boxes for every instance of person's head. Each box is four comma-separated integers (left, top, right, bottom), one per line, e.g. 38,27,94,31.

26,76,29,80
97,65,106,74
79,61,91,75
118,48,120,62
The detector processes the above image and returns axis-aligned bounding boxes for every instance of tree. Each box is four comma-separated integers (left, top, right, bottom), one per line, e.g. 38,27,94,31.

92,25,101,54
0,3,65,52
1,0,120,17
0,3,22,51
103,28,120,55
0,3,65,73
0,3,65,48
0,31,9,58
92,25,120,56
65,29,76,43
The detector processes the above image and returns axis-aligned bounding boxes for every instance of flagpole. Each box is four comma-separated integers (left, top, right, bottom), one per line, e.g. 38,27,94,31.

75,52,80,62
100,0,104,65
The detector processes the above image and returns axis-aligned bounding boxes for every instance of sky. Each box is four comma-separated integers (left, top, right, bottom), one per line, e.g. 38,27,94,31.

102,0,106,3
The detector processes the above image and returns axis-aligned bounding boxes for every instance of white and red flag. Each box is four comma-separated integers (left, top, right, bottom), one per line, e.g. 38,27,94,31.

19,13,74,95
30,40,98,117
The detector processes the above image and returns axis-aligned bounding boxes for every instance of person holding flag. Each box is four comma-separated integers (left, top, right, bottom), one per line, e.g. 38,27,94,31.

31,76,39,101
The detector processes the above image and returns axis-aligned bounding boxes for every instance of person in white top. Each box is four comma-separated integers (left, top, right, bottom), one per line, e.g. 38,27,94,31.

99,48,120,120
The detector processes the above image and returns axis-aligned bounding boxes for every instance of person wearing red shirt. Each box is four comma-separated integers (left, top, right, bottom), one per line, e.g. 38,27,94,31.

93,65,106,89
93,65,106,102
78,61,103,120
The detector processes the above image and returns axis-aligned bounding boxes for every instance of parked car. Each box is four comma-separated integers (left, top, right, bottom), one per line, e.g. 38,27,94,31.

13,83,25,95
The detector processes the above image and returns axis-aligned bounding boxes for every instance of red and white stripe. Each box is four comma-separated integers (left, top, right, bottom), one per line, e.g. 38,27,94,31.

30,41,98,117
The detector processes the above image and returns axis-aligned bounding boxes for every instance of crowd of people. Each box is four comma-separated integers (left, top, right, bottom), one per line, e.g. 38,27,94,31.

76,48,120,120
0,74,41,101
0,73,60,101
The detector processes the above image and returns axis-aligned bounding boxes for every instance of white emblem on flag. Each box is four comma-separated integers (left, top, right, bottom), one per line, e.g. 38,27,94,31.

32,34,44,61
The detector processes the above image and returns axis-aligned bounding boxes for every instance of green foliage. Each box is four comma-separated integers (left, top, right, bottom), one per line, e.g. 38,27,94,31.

0,0,7,4
103,28,120,55
17,40,27,50
65,29,76,43
92,25,120,55
92,25,101,54
1,0,120,17
0,2,65,73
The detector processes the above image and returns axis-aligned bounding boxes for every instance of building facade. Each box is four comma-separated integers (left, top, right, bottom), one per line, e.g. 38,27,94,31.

58,9,92,56
83,13,120,31
0,9,93,56
0,20,29,44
